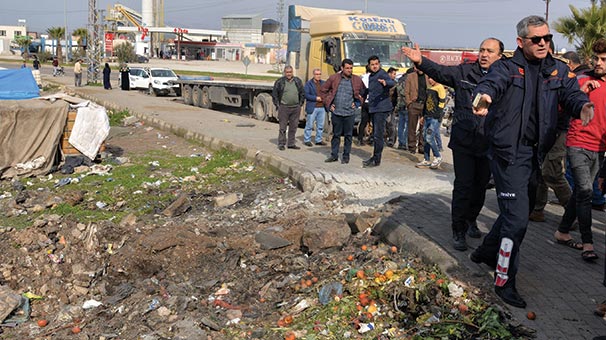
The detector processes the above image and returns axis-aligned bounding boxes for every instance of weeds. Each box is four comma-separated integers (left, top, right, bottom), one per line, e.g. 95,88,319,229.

0,148,268,229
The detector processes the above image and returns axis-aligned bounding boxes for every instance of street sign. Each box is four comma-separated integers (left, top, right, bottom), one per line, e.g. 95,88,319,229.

242,56,251,75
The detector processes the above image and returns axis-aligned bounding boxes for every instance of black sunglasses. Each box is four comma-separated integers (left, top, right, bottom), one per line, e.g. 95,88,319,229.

524,34,553,44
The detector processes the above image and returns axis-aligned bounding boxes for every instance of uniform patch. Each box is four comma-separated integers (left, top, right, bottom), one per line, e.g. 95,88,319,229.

498,192,516,199
551,69,558,76
518,68,524,76
568,72,576,78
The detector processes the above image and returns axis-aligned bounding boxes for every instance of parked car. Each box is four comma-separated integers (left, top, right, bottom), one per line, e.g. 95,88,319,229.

136,54,149,63
117,67,180,96
118,67,149,90
145,67,180,96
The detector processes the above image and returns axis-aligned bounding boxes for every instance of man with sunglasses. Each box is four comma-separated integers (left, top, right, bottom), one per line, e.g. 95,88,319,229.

471,15,593,308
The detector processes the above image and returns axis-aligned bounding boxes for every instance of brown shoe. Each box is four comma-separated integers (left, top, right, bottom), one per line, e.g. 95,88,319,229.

529,210,545,222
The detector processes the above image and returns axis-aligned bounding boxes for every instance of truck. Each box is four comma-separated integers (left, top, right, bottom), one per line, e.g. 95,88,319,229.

173,5,413,123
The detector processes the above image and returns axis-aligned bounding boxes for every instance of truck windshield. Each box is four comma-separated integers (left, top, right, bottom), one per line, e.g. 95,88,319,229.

344,40,412,68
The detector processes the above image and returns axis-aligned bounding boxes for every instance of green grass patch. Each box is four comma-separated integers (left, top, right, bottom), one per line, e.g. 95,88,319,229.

0,148,269,229
107,109,131,126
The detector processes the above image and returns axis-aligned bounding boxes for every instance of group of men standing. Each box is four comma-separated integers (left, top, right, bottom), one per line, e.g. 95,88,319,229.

271,14,606,309
405,15,604,309
271,56,396,168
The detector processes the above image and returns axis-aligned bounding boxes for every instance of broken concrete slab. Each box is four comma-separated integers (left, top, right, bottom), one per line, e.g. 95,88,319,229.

162,193,191,217
301,216,351,254
255,231,292,250
0,286,22,323
213,193,242,208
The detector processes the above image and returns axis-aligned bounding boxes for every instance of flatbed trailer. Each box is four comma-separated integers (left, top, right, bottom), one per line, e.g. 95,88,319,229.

174,78,283,121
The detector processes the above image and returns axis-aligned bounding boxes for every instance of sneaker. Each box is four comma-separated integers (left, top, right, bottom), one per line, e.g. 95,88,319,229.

304,141,313,147
416,160,431,168
430,157,442,169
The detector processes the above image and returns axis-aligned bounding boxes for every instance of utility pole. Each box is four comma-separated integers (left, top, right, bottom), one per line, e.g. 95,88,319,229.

275,0,284,72
64,0,68,63
544,0,550,21
87,0,101,84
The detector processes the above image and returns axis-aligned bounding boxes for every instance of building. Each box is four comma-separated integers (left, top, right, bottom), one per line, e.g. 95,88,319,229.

221,14,284,64
222,14,263,44
0,24,28,55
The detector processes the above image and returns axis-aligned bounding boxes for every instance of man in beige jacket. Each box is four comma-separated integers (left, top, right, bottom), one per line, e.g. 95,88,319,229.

404,66,428,154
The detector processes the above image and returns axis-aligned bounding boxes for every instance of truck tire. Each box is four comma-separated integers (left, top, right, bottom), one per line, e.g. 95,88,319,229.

200,86,213,109
253,93,273,121
182,85,193,105
192,86,202,107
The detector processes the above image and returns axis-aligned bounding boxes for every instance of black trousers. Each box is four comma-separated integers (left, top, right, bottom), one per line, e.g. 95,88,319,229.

451,150,491,233
371,111,389,163
476,145,539,288
330,113,355,161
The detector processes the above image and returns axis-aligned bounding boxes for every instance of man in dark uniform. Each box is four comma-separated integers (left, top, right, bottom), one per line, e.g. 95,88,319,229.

363,55,395,167
471,15,593,308
403,37,504,251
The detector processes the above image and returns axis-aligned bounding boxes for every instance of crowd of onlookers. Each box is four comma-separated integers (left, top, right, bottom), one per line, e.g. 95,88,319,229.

271,14,606,312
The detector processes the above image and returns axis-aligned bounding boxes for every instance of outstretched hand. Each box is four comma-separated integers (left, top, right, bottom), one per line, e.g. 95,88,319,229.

401,43,422,64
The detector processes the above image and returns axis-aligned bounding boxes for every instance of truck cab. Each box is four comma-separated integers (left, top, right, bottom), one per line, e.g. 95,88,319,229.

288,5,413,81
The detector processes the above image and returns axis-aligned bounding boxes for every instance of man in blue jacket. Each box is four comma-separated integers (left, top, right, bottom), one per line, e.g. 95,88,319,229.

363,55,396,167
402,38,504,251
471,15,593,308
303,68,326,146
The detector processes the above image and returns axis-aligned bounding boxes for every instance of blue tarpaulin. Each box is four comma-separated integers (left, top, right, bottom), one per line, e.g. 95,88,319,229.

0,68,40,100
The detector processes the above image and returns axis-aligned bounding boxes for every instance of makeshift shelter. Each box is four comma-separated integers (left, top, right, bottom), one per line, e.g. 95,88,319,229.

0,99,68,179
0,96,110,179
0,68,40,100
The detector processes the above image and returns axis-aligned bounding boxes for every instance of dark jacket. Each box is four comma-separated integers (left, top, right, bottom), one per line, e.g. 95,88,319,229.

474,48,589,165
320,72,366,112
272,76,304,109
417,57,492,155
367,69,395,113
304,78,325,114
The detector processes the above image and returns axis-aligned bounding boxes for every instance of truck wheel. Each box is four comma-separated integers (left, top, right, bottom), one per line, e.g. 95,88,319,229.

148,85,157,97
253,93,273,121
200,86,213,109
182,85,193,105
192,86,202,107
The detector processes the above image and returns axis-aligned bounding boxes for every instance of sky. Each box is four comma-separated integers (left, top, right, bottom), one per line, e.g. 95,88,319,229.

0,0,594,52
